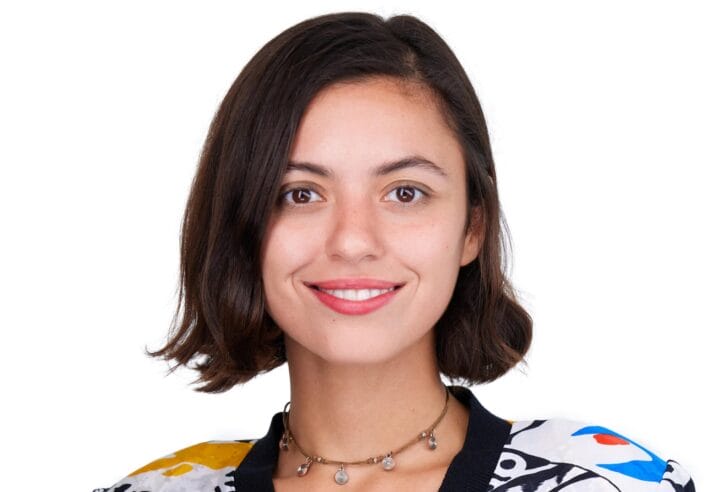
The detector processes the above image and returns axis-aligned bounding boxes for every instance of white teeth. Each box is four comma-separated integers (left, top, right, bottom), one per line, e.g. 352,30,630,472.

321,287,395,301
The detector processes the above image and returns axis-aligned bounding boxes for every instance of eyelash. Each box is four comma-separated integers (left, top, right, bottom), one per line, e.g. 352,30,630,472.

277,185,429,208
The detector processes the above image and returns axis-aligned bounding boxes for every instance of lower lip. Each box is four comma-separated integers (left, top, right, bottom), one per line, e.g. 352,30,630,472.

309,287,401,315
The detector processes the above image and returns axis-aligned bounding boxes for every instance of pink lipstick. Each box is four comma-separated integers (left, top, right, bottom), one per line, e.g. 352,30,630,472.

305,278,404,315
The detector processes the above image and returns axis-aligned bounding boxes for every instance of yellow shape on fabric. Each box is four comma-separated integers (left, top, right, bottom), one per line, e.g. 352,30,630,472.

128,441,254,477
162,463,193,476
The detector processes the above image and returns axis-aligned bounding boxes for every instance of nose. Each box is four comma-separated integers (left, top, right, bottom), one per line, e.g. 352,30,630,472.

325,194,384,264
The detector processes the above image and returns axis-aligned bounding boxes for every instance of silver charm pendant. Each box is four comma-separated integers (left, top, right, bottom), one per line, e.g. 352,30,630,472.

428,431,438,450
334,464,349,485
296,458,312,477
382,452,395,471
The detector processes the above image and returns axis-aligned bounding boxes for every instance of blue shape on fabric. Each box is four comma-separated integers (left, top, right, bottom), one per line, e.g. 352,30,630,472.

571,425,666,482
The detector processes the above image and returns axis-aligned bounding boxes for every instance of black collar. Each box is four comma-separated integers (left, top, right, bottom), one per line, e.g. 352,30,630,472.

234,385,510,491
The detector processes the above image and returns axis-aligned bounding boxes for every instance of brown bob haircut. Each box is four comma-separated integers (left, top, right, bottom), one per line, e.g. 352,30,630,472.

149,12,533,393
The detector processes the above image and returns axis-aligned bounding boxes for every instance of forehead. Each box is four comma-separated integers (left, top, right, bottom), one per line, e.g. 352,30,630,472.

289,77,463,176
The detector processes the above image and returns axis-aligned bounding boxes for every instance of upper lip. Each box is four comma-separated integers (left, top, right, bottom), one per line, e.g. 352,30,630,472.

305,278,404,290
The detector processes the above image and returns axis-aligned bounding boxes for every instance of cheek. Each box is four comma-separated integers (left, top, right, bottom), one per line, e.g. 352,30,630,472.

392,218,465,313
393,216,465,268
263,218,320,271
260,220,318,310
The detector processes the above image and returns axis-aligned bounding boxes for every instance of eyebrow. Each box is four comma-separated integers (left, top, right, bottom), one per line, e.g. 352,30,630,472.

284,156,449,179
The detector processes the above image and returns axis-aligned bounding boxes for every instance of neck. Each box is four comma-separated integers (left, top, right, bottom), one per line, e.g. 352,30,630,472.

275,332,469,480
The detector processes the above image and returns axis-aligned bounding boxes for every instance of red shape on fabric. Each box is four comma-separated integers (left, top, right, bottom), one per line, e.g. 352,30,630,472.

593,433,629,445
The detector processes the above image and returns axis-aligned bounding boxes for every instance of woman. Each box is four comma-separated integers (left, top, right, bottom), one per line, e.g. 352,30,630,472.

96,12,694,492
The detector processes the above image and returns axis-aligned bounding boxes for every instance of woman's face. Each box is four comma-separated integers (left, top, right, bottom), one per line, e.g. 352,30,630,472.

260,77,481,366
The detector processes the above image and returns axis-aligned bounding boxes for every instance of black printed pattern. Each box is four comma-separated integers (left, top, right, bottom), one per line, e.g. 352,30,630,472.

487,419,695,491
489,448,623,491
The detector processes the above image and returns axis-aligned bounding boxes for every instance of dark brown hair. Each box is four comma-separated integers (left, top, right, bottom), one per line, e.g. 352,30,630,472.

148,12,533,392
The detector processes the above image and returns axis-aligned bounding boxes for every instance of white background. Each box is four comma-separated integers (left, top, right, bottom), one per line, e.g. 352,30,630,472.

1,1,707,490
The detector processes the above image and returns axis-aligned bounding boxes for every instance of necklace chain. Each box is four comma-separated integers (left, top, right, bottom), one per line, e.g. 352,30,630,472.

279,386,450,485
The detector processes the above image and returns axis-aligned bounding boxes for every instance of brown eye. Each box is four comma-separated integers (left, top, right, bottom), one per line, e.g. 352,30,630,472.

292,189,312,203
385,185,427,205
279,187,323,207
396,187,415,202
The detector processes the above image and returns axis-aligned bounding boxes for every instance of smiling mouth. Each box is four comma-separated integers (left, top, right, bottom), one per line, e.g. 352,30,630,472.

306,283,403,315
309,285,402,301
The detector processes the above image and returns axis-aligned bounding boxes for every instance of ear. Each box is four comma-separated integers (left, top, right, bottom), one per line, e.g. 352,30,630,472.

459,206,484,267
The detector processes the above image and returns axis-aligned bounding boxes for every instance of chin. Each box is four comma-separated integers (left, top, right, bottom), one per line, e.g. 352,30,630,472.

317,347,401,367
286,328,433,368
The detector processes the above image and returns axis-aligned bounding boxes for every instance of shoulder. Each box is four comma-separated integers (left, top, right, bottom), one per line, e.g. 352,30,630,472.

94,439,256,492
488,418,694,491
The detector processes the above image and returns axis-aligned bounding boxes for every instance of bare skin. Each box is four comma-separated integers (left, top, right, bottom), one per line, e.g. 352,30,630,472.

272,332,471,491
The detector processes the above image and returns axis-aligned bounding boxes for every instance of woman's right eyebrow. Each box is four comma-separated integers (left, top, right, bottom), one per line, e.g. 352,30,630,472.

285,161,331,177
285,156,449,179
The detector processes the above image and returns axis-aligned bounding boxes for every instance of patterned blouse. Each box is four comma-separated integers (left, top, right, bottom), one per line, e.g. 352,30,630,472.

95,385,695,491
